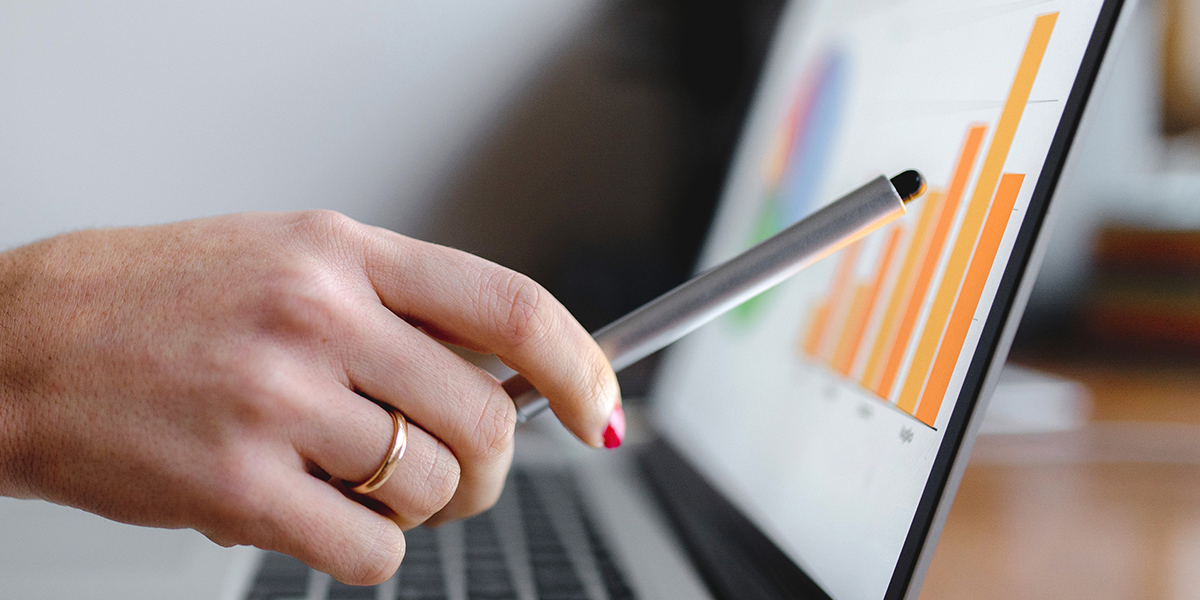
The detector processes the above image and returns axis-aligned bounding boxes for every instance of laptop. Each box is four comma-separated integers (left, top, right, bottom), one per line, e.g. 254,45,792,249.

0,0,1130,598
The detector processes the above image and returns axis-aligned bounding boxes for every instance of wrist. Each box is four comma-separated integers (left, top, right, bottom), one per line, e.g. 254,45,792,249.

0,246,34,498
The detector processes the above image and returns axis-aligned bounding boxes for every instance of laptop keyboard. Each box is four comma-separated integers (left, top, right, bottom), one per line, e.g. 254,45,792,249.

246,469,636,600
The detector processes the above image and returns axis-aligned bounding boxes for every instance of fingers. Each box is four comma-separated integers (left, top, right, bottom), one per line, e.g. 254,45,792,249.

344,306,516,524
294,382,462,529
257,468,404,586
357,228,621,448
299,305,515,524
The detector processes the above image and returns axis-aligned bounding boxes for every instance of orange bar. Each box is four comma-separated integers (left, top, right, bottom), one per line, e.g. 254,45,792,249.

896,13,1057,414
833,227,904,375
801,304,831,356
831,286,870,373
817,241,865,362
799,241,863,358
861,190,943,388
915,174,1024,425
873,125,987,398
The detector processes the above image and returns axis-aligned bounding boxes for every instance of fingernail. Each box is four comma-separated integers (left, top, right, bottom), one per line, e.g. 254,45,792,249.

603,404,625,449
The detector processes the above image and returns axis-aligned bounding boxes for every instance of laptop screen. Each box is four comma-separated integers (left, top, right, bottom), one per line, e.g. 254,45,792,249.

651,1,1117,598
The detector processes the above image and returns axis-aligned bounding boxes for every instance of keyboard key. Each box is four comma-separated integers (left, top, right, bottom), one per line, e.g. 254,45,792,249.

246,552,309,600
516,473,589,600
466,511,518,600
328,579,377,600
240,468,637,600
570,480,636,600
398,526,448,600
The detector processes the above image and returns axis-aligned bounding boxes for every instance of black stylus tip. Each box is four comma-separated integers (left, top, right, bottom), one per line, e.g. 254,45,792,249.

890,170,926,203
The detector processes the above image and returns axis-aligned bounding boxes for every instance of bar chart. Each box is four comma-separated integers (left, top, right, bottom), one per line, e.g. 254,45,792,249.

652,2,1110,596
796,12,1057,427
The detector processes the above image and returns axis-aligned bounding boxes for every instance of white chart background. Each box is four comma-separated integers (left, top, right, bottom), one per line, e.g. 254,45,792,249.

653,1,1106,599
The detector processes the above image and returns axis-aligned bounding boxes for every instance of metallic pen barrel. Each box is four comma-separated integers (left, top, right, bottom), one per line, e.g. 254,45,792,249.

509,174,909,423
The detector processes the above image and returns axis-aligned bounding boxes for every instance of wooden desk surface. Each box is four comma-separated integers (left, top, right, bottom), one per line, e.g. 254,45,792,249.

919,360,1200,600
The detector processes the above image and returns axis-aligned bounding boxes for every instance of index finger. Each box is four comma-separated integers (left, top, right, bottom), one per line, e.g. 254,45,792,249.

357,228,621,449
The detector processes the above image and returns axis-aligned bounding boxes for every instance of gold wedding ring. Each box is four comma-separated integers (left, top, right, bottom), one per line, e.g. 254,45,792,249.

345,406,409,495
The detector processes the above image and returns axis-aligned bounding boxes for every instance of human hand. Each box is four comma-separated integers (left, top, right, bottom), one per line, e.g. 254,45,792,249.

0,211,621,585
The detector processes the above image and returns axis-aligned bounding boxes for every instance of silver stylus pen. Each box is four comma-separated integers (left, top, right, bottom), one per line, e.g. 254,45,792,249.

507,170,926,424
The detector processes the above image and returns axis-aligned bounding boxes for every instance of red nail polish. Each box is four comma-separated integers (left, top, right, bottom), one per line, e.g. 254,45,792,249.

603,404,625,449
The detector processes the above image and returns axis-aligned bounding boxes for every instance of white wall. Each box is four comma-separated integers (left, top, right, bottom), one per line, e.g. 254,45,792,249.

0,0,601,248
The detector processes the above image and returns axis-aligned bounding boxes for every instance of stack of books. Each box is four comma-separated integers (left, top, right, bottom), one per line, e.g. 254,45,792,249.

1083,226,1200,350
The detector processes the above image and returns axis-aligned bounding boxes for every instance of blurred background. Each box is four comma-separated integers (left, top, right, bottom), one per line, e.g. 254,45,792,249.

0,0,787,392
4,0,1196,385
2,0,1200,597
